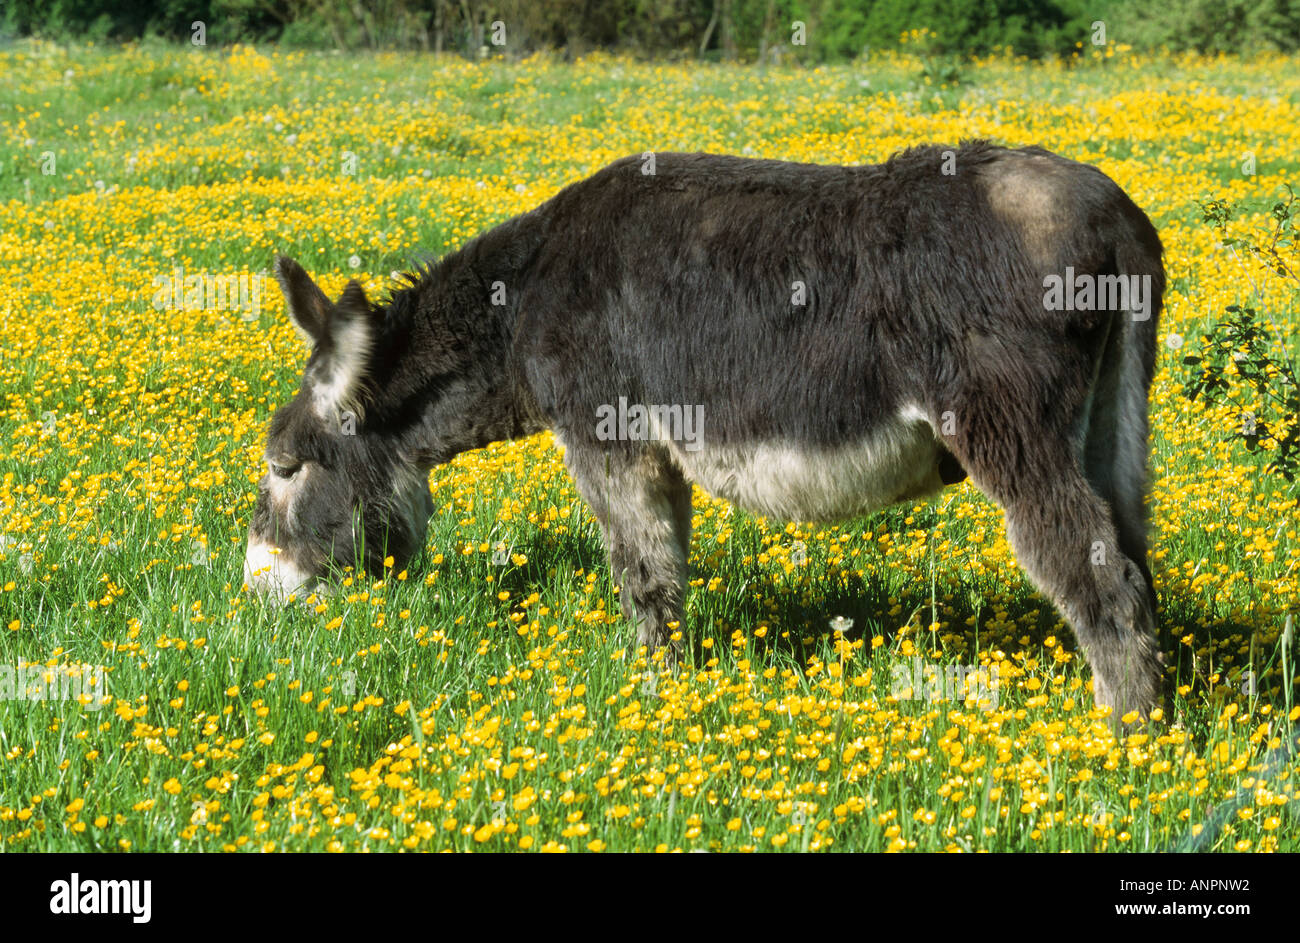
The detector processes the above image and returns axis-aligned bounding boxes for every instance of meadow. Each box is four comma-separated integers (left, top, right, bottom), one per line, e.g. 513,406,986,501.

0,38,1298,852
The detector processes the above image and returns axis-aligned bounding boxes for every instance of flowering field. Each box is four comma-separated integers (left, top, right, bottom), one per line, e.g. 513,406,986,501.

1,41,1298,852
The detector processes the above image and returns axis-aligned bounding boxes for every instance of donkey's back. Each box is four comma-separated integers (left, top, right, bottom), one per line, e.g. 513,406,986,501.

518,144,1159,457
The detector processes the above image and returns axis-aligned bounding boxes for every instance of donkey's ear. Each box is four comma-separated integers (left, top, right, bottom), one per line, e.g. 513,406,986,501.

306,279,377,420
274,255,332,347
334,280,372,320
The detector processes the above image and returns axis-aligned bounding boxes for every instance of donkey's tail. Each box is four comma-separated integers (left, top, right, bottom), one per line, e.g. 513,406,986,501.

1083,218,1164,602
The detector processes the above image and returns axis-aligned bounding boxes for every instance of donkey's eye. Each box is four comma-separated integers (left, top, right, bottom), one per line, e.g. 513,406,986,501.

270,462,301,480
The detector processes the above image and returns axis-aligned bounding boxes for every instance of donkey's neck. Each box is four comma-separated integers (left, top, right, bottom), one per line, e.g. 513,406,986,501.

370,210,547,471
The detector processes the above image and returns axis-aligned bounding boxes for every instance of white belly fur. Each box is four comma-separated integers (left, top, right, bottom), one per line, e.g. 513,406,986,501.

657,406,947,522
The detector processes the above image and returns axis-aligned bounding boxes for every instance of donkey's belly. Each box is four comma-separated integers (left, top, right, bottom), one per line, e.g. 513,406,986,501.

664,409,948,522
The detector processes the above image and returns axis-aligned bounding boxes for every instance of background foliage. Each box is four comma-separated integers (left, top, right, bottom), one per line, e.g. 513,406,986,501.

4,0,1300,58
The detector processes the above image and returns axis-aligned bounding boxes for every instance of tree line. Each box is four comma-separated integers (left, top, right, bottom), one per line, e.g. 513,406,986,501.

4,0,1299,58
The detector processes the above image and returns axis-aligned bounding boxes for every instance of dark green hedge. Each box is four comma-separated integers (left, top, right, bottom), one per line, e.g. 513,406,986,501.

3,0,1297,57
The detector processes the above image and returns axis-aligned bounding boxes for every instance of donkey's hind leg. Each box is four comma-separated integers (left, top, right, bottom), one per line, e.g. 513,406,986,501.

1007,468,1161,720
955,431,1162,722
562,442,692,662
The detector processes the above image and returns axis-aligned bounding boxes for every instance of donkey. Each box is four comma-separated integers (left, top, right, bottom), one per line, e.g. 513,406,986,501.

245,141,1166,720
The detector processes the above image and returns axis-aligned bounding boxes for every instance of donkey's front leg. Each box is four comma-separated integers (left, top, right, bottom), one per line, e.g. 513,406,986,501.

563,442,692,663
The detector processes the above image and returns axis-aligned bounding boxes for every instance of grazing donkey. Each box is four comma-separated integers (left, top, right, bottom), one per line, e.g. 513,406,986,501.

245,141,1165,720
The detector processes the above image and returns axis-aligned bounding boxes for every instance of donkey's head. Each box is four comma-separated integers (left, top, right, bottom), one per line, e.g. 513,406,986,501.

243,256,434,599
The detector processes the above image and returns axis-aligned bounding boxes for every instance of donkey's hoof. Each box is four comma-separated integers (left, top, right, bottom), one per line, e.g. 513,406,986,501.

650,641,681,671
1093,668,1162,728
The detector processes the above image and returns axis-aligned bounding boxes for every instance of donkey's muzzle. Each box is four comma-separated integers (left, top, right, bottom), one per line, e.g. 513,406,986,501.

243,536,315,600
